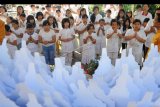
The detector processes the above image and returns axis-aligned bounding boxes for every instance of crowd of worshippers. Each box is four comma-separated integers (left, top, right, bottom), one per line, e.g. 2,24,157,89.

0,4,160,70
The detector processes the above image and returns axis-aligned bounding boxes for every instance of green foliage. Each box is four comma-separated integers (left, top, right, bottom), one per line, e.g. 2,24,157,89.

83,60,99,75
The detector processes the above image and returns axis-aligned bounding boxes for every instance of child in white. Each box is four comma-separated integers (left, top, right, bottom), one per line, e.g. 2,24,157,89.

143,18,156,60
5,25,17,59
76,14,89,52
59,18,75,66
23,23,38,55
124,19,146,67
11,19,24,50
106,19,123,66
39,20,56,66
95,19,106,57
81,24,96,65
104,9,112,28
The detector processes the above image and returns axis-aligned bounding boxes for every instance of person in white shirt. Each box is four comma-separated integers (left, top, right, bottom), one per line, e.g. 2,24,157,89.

26,15,39,33
90,6,102,27
104,9,112,26
95,19,106,58
76,8,90,26
29,4,37,17
35,12,44,32
124,19,146,69
47,15,62,56
19,13,27,32
16,6,25,21
106,19,123,66
69,16,78,50
6,16,13,28
44,5,54,19
65,9,73,18
143,18,156,61
136,4,152,24
134,5,142,20
76,14,89,53
5,25,17,59
55,9,63,23
39,20,56,69
11,19,24,50
122,18,132,50
81,23,96,65
59,18,75,66
23,23,38,55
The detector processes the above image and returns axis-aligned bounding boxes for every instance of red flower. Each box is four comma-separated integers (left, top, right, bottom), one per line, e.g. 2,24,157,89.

85,70,89,74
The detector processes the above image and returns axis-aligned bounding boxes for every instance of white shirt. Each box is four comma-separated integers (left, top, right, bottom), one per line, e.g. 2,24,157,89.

135,11,152,23
22,32,38,52
59,28,75,52
95,14,102,23
11,27,24,44
5,33,17,44
39,29,56,47
125,29,146,49
36,19,44,30
106,28,122,52
144,20,155,47
104,17,112,24
76,22,88,38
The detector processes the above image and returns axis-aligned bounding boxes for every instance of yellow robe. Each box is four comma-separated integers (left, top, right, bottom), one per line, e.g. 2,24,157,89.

0,19,5,45
152,30,160,53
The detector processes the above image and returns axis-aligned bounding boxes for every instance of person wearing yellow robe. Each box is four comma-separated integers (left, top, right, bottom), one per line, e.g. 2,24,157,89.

0,19,5,45
152,8,160,53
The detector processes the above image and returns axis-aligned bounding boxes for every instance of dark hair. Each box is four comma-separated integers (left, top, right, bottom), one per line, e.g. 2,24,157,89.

86,23,94,31
66,9,71,12
133,19,141,25
99,18,105,22
0,6,7,12
116,9,126,21
12,19,19,25
143,4,150,7
69,16,74,20
126,11,132,18
106,9,111,13
26,23,34,29
56,9,61,13
17,6,25,16
31,4,35,8
20,13,26,17
111,19,118,25
82,14,88,19
47,16,58,28
143,18,150,23
90,13,96,23
8,16,14,22
156,7,160,22
36,12,44,20
136,5,142,9
93,6,99,12
123,18,131,31
62,18,70,28
79,8,86,18
26,15,36,28
42,20,50,26
5,24,11,32
46,4,51,8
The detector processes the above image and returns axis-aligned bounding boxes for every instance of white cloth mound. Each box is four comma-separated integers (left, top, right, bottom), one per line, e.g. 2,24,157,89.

0,39,160,107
